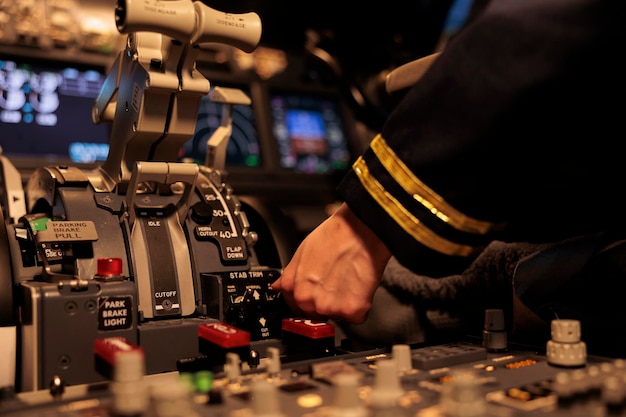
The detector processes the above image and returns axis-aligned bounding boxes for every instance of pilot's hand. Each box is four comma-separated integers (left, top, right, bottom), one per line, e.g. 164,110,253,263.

271,203,392,323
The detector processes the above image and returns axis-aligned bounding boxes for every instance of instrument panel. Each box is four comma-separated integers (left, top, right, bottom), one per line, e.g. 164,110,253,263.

2,3,625,417
2,326,625,417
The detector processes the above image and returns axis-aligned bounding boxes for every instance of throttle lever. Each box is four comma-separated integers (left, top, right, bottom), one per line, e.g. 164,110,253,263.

116,0,262,51
125,161,198,228
205,86,252,172
124,161,199,318
92,0,262,191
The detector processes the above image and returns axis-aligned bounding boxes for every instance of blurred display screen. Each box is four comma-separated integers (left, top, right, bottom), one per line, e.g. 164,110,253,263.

179,85,261,168
0,56,110,163
0,58,262,170
0,55,348,177
270,92,350,174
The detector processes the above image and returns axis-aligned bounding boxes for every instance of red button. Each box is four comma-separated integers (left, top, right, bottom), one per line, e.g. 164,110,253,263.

97,258,123,276
94,337,143,365
282,318,335,339
198,322,250,348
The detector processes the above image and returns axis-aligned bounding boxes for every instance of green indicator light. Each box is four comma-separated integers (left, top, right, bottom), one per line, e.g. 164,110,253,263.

195,370,213,393
30,217,51,232
245,155,260,167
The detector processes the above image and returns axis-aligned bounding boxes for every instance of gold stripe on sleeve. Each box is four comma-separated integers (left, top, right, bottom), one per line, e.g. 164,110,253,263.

370,134,502,235
353,157,479,257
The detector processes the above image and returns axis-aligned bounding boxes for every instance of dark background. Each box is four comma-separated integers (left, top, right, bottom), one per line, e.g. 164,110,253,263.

203,0,454,78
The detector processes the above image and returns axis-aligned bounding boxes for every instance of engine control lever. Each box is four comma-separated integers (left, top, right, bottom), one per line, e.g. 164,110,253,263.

116,0,262,52
91,0,262,192
124,161,199,318
205,86,252,172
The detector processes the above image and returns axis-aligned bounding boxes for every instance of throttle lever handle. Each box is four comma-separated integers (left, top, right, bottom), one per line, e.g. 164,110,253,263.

116,0,261,51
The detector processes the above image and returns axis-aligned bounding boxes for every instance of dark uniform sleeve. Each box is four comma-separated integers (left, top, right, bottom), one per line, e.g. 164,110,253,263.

338,0,626,277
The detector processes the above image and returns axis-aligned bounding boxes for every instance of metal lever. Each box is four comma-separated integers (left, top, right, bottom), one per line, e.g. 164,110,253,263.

204,86,252,171
91,0,262,191
124,161,199,318
125,161,198,228
385,52,441,94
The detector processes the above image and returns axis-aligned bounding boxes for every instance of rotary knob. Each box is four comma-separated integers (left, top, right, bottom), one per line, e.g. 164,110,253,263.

546,319,586,367
190,201,213,225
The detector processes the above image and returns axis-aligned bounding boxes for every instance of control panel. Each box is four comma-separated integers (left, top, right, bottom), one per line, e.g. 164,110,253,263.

3,2,626,417
0,0,289,395
1,318,626,417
